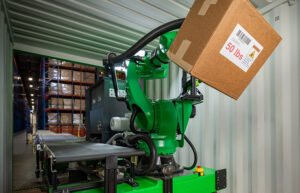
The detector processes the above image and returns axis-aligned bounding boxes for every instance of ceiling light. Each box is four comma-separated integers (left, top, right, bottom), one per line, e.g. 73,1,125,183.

31,94,34,97
29,85,33,88
31,98,34,101
28,77,33,81
14,76,21,80
32,105,34,110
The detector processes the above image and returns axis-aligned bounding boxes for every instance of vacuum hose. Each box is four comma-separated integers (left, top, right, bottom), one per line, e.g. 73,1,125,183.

184,135,198,170
127,134,157,175
108,18,184,101
106,133,124,144
109,18,184,64
129,106,147,134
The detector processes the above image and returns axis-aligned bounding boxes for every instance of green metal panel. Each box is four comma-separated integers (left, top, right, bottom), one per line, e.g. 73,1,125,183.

0,3,13,192
0,7,4,192
73,168,216,193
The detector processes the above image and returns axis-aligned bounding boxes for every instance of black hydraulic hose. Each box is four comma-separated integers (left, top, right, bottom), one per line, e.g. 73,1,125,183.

183,135,198,170
108,19,184,101
130,106,147,134
106,133,124,144
109,18,184,64
127,134,157,175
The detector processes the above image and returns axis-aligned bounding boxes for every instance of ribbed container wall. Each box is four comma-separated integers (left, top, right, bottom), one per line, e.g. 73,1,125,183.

0,3,13,193
147,3,300,193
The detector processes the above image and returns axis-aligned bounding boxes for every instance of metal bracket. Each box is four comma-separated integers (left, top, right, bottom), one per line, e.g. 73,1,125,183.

259,0,296,15
104,156,118,193
215,169,227,191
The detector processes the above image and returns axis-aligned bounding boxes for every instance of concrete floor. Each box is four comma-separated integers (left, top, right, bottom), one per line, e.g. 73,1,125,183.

13,131,44,192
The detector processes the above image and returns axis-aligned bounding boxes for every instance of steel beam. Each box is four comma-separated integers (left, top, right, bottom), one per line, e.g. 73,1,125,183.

259,0,296,15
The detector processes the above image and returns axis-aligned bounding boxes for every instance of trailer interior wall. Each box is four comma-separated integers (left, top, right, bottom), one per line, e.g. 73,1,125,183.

0,2,13,193
147,2,300,193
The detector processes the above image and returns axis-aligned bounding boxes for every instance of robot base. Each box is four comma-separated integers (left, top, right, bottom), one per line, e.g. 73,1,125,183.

63,168,226,193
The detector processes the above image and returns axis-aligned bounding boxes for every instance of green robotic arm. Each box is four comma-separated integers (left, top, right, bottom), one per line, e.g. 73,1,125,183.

100,19,226,193
126,31,202,156
105,21,203,176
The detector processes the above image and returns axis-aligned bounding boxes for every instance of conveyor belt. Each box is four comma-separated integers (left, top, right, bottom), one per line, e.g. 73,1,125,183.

35,131,85,145
37,135,84,144
45,142,145,163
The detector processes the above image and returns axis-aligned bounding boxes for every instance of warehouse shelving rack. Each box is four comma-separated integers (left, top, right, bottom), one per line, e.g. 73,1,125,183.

40,57,97,137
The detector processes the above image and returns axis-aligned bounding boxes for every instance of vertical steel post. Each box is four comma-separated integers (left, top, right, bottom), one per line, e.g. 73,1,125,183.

41,57,46,129
104,156,117,193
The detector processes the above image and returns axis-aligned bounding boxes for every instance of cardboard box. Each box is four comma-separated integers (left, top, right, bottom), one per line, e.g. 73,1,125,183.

49,83,61,95
49,98,63,108
48,113,59,124
74,99,85,110
48,68,60,79
73,113,83,125
63,99,72,109
48,58,60,65
61,84,73,95
60,113,72,124
74,85,86,96
73,71,83,82
167,0,281,99
84,72,95,84
61,69,72,81
74,64,82,69
83,65,96,71
74,64,95,71
61,61,73,67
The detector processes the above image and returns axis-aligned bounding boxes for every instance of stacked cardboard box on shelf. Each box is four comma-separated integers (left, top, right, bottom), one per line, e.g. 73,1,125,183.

48,68,95,84
74,99,86,110
61,69,72,81
47,113,84,124
48,59,60,65
48,83,73,95
74,85,86,96
49,98,63,108
61,61,72,67
48,113,59,124
85,66,96,71
84,72,95,84
48,98,86,110
48,68,60,80
73,71,83,82
63,99,72,109
61,84,73,95
60,113,72,124
73,113,84,125
74,64,96,71
46,58,96,136
48,83,61,95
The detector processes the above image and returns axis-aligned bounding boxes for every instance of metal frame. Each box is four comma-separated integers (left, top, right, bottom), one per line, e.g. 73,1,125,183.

163,178,173,193
42,56,46,129
259,0,296,15
0,0,14,42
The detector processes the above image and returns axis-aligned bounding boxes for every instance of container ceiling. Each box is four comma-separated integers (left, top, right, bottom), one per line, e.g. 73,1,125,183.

4,0,273,66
